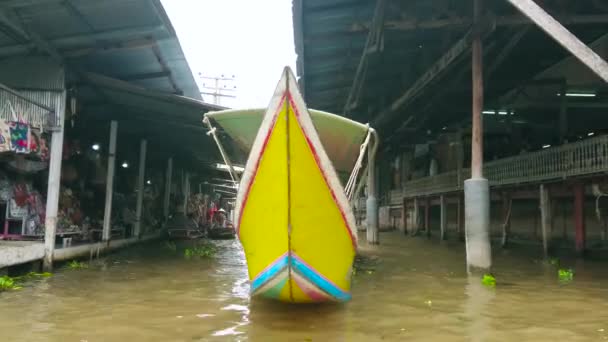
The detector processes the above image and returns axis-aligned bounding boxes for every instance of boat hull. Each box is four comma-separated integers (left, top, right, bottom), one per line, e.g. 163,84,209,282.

235,68,357,303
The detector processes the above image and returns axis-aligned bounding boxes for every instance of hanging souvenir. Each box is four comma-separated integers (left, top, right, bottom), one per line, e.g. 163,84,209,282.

0,119,11,153
13,183,28,207
38,132,49,160
9,122,30,154
29,128,41,155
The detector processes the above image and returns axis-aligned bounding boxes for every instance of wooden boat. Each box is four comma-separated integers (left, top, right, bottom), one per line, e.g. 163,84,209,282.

204,67,375,303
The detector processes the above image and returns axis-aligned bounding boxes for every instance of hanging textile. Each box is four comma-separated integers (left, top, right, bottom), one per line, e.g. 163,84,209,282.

9,122,30,154
13,183,28,207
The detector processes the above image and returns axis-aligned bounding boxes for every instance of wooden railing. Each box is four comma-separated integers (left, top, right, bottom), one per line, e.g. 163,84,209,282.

390,135,608,204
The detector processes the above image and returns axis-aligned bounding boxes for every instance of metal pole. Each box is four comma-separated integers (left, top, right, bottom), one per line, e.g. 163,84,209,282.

133,139,147,238
42,91,66,272
506,0,608,82
102,121,118,242
163,158,173,219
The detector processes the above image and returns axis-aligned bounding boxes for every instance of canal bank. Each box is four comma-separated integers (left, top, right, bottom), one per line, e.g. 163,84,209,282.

1,231,607,341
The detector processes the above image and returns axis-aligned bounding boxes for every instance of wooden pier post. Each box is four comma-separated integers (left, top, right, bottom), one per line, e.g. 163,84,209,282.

102,121,118,242
457,193,465,241
501,193,512,248
574,183,586,256
425,197,431,237
163,158,173,220
464,0,492,272
440,195,447,240
540,185,552,257
133,139,147,238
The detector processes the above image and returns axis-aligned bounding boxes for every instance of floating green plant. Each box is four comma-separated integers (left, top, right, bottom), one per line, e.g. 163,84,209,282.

67,260,88,269
184,244,217,259
558,268,574,282
482,274,496,287
0,275,22,291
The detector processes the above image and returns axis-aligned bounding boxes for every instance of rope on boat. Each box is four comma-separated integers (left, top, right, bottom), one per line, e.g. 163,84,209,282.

345,127,372,201
203,116,241,183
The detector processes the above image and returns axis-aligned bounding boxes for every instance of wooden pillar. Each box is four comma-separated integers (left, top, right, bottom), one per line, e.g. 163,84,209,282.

470,1,484,180
540,185,552,257
163,158,173,219
400,197,407,234
43,93,66,272
440,195,447,240
501,193,512,248
574,183,586,256
410,197,420,236
183,171,190,215
133,139,147,238
102,121,118,242
457,193,465,241
425,197,431,237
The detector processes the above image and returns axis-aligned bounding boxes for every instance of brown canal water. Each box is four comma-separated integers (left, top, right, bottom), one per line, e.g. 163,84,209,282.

1,231,608,342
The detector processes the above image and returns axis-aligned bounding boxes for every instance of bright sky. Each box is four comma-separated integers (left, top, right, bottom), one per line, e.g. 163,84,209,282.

161,0,298,109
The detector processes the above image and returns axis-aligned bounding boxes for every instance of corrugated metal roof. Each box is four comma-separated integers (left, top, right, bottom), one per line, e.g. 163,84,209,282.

293,0,608,143
0,0,201,99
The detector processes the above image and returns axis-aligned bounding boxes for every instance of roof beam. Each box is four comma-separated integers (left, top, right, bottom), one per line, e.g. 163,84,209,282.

352,14,608,32
343,0,386,114
121,71,170,81
373,18,495,129
506,0,608,83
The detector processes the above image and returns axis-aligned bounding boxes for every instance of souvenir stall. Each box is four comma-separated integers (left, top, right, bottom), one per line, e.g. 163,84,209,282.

0,97,51,240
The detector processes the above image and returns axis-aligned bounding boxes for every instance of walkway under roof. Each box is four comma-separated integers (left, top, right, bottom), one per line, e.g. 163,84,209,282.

293,0,608,149
0,0,222,171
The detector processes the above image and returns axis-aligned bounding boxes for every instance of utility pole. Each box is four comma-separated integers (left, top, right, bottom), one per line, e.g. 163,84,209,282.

198,73,237,106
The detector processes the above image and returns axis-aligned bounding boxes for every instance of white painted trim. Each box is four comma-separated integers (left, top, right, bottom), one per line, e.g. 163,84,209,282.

234,69,287,231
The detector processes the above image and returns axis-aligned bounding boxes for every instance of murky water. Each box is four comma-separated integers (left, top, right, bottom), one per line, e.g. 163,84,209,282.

2,232,608,341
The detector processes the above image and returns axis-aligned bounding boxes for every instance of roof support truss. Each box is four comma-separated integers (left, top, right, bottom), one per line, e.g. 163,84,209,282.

506,0,608,83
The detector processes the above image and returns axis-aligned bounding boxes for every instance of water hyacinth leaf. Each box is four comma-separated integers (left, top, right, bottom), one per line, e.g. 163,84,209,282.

482,274,496,287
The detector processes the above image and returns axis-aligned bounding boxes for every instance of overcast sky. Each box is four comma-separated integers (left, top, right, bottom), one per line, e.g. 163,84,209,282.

161,0,298,109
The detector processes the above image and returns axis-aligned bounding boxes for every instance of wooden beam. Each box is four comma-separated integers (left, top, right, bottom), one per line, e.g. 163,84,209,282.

373,18,495,129
344,0,386,113
352,14,608,32
506,0,608,82
122,71,171,81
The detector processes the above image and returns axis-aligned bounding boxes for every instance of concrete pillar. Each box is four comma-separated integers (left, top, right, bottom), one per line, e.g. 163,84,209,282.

540,184,552,257
43,98,66,272
366,138,379,244
440,195,447,240
574,183,586,256
465,0,492,273
102,121,118,242
163,158,173,219
133,139,147,238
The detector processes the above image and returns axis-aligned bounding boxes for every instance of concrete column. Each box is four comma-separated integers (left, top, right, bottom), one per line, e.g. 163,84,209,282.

465,0,492,273
366,142,379,244
102,121,118,242
440,195,447,240
574,183,586,256
133,139,147,238
163,158,173,219
43,97,66,272
540,185,552,257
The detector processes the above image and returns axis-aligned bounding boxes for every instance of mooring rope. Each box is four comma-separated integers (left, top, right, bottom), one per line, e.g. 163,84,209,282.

202,116,240,183
345,127,372,200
